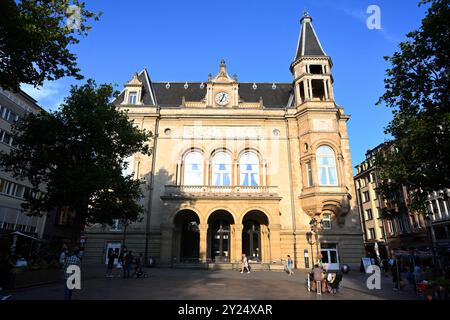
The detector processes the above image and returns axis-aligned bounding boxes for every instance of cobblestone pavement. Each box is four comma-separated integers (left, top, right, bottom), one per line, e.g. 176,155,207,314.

7,267,418,300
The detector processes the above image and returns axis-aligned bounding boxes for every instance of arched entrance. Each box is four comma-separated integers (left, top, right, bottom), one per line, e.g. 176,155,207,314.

242,210,269,262
173,210,200,263
207,210,234,263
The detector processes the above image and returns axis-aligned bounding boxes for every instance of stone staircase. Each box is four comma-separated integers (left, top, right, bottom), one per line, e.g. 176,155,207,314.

170,262,283,271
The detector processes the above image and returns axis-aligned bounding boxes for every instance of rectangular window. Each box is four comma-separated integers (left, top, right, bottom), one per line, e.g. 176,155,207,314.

111,219,125,231
14,185,24,198
306,162,313,187
380,224,386,239
366,209,373,220
0,179,6,193
128,92,137,104
387,220,395,235
322,214,331,230
368,228,376,240
363,191,370,202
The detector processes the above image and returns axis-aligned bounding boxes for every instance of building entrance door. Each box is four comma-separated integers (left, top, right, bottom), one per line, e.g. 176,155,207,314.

211,220,230,262
105,242,122,265
243,221,261,262
321,243,340,270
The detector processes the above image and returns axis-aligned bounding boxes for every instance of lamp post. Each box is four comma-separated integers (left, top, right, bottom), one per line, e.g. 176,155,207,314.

306,231,314,268
309,217,322,265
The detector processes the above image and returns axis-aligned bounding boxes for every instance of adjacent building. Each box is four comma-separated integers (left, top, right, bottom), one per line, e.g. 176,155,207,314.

354,143,430,260
83,13,365,270
0,87,47,243
426,190,450,267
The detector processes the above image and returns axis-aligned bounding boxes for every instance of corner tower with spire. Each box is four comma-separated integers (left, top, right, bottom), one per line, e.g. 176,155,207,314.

291,12,335,106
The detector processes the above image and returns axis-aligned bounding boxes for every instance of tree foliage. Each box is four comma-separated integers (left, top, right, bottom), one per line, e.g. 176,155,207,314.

0,0,100,91
0,80,151,231
375,0,450,212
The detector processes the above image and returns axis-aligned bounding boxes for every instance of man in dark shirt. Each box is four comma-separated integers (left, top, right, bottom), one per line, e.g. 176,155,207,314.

124,250,134,279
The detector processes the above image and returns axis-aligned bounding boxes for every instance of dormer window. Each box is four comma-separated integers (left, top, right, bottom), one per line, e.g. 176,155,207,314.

122,72,143,106
128,91,137,105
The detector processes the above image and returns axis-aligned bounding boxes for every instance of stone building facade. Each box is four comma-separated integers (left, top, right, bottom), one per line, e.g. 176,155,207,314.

0,87,46,242
84,14,365,270
354,144,430,260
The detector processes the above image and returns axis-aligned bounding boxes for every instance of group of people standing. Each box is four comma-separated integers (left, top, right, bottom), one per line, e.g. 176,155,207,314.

106,248,144,279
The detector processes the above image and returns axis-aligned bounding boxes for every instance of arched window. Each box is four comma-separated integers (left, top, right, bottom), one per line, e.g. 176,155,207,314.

183,151,204,186
240,152,260,186
316,146,338,186
212,152,231,186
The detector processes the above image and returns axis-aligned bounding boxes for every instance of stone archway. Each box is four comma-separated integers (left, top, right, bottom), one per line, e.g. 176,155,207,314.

173,210,201,263
242,210,270,263
207,210,235,263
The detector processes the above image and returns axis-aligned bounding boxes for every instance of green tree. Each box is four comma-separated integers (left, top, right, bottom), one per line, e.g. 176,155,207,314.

376,0,450,212
0,80,151,239
0,0,100,91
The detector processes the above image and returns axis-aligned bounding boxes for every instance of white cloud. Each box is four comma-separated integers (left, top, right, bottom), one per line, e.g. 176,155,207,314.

21,82,61,100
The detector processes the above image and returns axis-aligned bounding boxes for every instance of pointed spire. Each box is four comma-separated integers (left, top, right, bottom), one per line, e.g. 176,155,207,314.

293,12,327,62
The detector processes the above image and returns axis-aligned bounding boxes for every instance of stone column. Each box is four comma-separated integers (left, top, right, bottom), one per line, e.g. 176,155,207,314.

295,82,302,105
204,160,210,191
160,223,174,265
308,79,313,99
199,224,208,263
234,160,239,188
323,79,329,100
303,80,309,101
233,224,243,264
260,225,270,263
176,160,182,185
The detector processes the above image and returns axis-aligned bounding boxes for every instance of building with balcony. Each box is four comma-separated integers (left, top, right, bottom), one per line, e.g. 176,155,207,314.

83,13,365,269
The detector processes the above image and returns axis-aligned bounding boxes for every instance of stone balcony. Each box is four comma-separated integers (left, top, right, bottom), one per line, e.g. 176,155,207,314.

162,185,280,200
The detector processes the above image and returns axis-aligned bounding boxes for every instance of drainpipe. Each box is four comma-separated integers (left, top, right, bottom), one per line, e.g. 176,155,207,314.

144,111,160,264
285,117,298,269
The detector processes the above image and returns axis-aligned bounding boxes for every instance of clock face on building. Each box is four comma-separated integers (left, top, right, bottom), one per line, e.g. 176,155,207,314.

215,92,229,106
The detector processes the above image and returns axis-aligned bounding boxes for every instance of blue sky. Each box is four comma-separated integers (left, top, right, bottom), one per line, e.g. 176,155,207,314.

21,0,428,167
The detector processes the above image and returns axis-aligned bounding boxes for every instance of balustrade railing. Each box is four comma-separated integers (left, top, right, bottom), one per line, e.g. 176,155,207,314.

164,185,278,196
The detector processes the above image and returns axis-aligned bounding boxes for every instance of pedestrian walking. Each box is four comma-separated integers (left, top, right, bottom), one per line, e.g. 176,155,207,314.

106,249,117,277
240,254,250,274
389,255,402,290
124,250,134,279
133,253,144,278
286,255,294,276
63,249,81,300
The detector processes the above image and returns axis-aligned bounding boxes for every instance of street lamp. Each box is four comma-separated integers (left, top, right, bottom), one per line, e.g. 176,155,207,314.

306,231,314,267
308,217,322,265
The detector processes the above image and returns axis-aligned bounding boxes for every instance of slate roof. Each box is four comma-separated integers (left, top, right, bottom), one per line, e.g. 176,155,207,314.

115,74,295,109
294,14,327,61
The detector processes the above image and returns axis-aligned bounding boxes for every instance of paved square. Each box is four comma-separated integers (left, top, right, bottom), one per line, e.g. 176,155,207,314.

6,267,419,300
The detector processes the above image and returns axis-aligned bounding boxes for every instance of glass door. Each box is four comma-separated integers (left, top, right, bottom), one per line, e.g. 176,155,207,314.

212,221,230,262
321,244,340,270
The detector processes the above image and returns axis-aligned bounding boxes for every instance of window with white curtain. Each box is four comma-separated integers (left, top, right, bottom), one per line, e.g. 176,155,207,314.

212,151,231,186
183,151,204,186
240,152,260,186
316,146,338,186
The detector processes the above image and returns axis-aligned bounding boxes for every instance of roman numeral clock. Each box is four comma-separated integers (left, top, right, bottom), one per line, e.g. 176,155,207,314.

215,91,229,106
